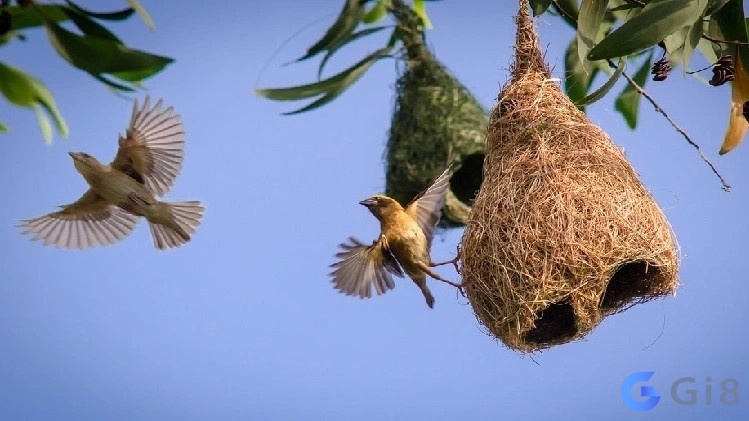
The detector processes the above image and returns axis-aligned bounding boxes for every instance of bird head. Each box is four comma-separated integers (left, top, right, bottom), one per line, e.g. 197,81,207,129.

69,152,103,176
359,195,402,220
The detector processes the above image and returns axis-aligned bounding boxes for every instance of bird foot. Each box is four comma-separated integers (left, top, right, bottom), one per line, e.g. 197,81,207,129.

430,244,462,275
432,278,465,298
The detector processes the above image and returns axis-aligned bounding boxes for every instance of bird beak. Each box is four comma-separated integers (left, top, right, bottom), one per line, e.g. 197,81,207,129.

359,198,376,208
68,152,78,160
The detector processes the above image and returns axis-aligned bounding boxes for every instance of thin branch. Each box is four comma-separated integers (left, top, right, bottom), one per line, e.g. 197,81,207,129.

702,34,749,46
686,57,720,75
608,60,731,191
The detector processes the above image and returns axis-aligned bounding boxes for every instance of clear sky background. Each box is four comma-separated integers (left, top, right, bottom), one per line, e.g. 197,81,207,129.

1,1,747,420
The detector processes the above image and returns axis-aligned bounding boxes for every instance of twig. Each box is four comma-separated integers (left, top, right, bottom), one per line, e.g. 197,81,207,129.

702,34,749,46
686,61,716,75
608,60,731,192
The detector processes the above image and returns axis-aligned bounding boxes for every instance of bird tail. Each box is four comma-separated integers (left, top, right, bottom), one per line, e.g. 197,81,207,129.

420,285,435,309
148,201,204,250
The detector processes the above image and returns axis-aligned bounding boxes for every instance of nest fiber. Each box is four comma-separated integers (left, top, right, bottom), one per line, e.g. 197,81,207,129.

386,2,487,227
460,0,680,353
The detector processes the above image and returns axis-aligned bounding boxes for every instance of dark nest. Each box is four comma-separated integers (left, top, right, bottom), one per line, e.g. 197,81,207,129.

385,2,488,228
460,0,680,353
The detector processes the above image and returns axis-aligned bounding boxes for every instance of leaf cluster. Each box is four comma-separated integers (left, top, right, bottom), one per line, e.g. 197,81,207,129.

0,0,171,143
256,0,441,115
532,0,748,129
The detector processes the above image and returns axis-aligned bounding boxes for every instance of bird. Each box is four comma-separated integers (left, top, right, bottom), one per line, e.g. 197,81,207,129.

19,96,203,250
330,167,462,308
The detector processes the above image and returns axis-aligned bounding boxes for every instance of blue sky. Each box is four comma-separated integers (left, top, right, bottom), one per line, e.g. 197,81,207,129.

0,0,747,419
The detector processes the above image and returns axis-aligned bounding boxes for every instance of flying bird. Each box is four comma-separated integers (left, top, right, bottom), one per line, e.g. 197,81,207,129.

330,167,462,308
19,96,203,250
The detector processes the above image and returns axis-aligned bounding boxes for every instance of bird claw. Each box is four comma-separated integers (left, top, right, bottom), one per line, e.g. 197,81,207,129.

434,277,466,297
431,244,462,274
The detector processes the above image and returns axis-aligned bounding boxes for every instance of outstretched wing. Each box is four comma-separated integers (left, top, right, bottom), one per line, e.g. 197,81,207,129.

110,96,185,197
19,189,139,249
330,236,404,299
404,167,451,247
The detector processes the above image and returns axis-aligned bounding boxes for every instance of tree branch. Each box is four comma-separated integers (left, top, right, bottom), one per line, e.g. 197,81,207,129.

608,60,731,192
702,34,749,46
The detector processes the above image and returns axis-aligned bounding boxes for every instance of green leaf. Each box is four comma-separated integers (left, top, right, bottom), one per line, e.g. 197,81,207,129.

710,0,749,72
0,122,7,133
577,0,610,72
575,57,626,106
89,72,137,92
297,0,364,62
108,68,161,83
33,105,53,144
615,53,651,128
61,7,122,43
0,62,37,106
8,4,68,30
44,20,173,82
565,36,599,106
125,0,154,30
681,20,703,72
553,0,580,27
413,0,432,28
363,0,390,24
696,36,719,65
662,25,690,54
530,0,553,16
609,2,637,13
588,0,709,60
706,13,730,58
256,47,392,114
0,62,68,140
318,26,388,77
705,0,732,15
386,26,402,48
608,0,642,23
64,1,134,21
282,83,350,115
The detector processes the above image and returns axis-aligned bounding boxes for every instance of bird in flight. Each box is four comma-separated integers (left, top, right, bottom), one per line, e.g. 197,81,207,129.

19,96,203,250
330,167,462,308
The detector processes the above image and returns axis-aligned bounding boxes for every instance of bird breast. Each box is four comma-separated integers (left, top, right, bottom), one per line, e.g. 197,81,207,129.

384,219,428,263
85,169,156,213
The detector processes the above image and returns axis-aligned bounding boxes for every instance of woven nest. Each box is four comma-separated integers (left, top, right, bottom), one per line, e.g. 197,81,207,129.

460,0,680,353
385,3,487,228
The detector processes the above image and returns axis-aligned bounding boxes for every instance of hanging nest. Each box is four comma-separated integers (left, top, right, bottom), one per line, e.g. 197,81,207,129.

460,0,680,353
385,1,487,228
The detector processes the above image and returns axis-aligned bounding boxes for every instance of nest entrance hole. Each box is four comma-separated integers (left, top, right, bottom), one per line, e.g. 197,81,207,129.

450,153,484,205
523,300,577,345
600,261,661,312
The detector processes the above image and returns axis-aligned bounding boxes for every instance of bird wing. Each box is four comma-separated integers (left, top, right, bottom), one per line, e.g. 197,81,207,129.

19,189,139,249
404,167,451,246
110,96,185,197
330,236,404,299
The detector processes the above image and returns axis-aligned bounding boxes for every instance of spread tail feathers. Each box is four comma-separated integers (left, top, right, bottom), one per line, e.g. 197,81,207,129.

148,201,204,250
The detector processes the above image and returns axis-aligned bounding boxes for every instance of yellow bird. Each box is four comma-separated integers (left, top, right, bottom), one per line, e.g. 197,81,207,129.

330,168,461,308
19,96,203,250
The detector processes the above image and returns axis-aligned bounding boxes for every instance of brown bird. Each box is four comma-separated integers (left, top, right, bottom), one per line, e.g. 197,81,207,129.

19,96,203,250
330,168,462,308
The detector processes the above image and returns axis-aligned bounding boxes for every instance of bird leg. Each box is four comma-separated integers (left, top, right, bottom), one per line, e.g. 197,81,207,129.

430,244,462,275
417,261,466,297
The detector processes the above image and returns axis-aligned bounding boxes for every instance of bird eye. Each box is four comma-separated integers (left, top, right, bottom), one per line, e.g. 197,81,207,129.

81,153,91,158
